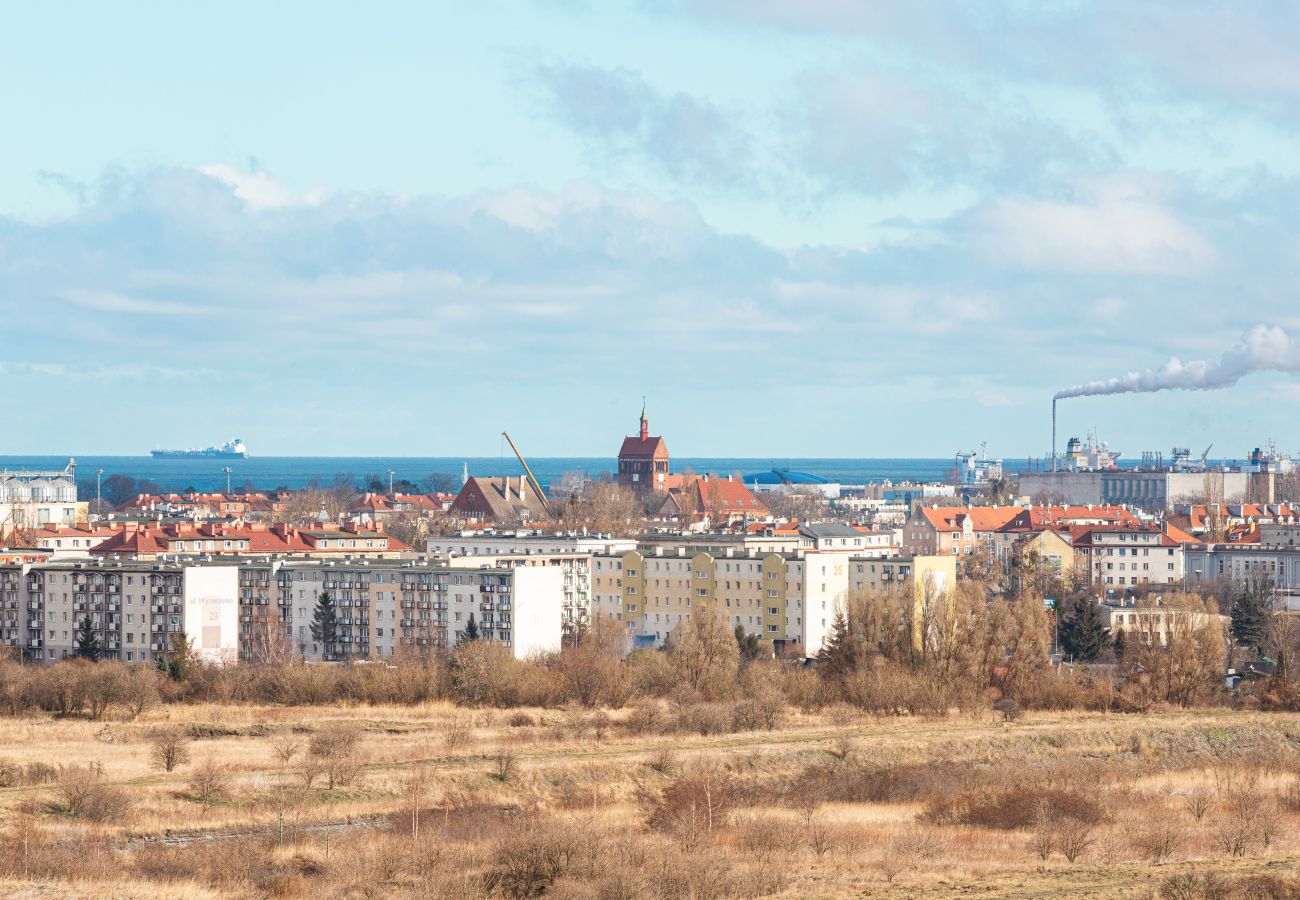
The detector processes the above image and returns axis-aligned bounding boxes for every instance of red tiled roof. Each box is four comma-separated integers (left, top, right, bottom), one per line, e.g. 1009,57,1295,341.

91,521,410,556
918,506,1023,531
695,477,769,514
618,436,668,459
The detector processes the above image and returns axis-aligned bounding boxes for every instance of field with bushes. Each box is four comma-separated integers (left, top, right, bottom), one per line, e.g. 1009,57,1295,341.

1,596,1299,898
1,698,1300,898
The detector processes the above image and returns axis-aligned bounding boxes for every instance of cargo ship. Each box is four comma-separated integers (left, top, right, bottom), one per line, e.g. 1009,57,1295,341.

150,439,248,459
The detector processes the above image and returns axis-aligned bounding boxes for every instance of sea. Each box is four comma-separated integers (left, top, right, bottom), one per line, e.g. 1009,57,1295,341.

0,455,1055,492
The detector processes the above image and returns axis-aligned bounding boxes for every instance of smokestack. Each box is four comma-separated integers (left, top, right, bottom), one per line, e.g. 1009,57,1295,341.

1052,398,1057,472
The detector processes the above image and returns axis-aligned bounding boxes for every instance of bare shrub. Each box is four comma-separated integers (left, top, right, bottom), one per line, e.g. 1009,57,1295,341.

492,748,520,783
1213,811,1264,858
53,764,131,822
1215,768,1264,818
120,666,161,720
729,695,784,731
308,723,364,789
507,711,535,728
1280,777,1300,814
1182,784,1214,822
876,845,910,884
482,818,584,900
677,703,733,736
645,746,679,776
149,727,192,773
443,715,471,751
827,732,856,762
624,700,666,735
1030,802,1055,860
924,787,1103,830
733,814,796,865
1057,816,1096,863
270,734,304,769
993,697,1023,722
1132,821,1184,864
643,769,733,848
188,757,233,805
1159,872,1233,900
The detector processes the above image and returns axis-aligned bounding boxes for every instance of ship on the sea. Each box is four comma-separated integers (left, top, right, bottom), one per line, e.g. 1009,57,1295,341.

150,439,248,459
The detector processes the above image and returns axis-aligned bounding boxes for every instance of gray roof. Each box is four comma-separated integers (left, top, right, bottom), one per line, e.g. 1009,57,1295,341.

798,523,862,539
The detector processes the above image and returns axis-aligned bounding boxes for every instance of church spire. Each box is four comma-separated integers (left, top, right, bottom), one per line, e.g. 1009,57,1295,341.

639,396,648,440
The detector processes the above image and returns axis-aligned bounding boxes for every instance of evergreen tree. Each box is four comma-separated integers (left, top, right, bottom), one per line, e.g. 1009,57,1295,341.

1112,628,1127,662
817,610,860,678
457,612,480,645
74,615,100,661
157,632,198,681
734,624,763,662
1231,574,1273,651
310,591,339,661
1059,597,1108,661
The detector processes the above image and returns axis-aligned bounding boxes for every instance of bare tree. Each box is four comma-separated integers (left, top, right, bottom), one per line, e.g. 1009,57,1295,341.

188,757,233,805
149,727,192,773
308,723,364,789
555,480,644,536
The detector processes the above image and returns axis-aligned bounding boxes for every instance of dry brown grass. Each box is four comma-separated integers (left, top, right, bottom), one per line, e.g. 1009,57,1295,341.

0,703,1296,897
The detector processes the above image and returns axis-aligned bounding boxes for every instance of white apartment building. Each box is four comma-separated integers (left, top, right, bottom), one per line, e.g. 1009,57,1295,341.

427,531,634,637
0,559,239,664
238,558,563,662
0,461,83,535
1074,527,1185,589
590,547,849,656
1184,543,1300,610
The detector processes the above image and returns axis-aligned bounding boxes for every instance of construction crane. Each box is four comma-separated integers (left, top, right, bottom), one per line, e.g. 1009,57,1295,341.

501,431,552,518
1200,443,1214,469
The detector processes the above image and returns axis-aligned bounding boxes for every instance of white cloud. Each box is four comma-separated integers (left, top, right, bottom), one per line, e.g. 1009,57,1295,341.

59,289,212,316
968,186,1217,275
195,163,325,210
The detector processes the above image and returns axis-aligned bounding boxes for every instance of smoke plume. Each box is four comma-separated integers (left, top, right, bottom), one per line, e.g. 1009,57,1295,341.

1054,324,1300,400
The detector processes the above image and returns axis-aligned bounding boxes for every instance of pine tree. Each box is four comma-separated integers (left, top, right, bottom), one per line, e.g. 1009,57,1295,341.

457,612,480,645
157,632,198,681
310,591,339,661
74,615,100,661
1059,598,1108,661
734,624,763,662
1231,575,1272,651
1112,628,1127,662
817,610,860,678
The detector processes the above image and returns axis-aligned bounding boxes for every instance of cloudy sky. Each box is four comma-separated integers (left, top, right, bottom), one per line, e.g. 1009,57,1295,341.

4,1,1300,457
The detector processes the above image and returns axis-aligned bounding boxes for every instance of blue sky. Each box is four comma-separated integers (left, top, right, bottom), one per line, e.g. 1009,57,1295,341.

4,1,1300,458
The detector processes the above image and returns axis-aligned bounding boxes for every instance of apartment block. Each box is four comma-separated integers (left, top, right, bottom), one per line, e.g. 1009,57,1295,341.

237,559,563,662
427,531,636,636
591,547,850,655
0,461,83,535
0,559,238,664
1073,526,1184,589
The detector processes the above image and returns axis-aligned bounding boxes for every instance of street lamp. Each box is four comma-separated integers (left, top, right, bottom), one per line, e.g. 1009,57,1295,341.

387,469,396,496
222,467,233,494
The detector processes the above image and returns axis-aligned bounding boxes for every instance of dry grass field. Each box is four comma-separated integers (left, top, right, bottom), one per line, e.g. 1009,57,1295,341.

0,701,1298,898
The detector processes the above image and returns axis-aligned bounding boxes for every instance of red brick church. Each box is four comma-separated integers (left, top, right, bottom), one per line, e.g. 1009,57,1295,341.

617,402,669,496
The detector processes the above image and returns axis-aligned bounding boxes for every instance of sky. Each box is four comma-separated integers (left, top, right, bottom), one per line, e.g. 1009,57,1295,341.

4,1,1300,458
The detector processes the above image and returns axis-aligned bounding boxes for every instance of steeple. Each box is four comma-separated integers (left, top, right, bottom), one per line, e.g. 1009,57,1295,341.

639,397,648,441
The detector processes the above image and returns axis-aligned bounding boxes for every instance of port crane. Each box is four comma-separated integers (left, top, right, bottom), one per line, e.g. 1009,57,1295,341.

501,431,552,518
